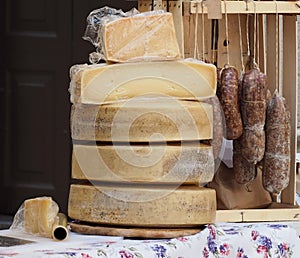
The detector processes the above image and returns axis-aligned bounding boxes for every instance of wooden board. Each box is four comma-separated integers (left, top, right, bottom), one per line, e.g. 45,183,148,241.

190,1,300,14
216,207,300,223
70,222,202,239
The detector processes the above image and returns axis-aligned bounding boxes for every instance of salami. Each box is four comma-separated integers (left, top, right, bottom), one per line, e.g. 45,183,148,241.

239,68,267,164
220,66,243,140
233,139,257,184
263,91,291,194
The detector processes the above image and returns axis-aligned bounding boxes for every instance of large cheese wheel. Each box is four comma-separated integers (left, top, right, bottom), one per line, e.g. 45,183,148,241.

71,100,213,142
69,59,217,104
101,12,181,62
68,184,216,227
72,143,214,185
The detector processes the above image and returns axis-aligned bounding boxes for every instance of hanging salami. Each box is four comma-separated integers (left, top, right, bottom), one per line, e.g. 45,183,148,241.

239,68,268,164
219,66,243,140
263,91,291,194
233,139,257,184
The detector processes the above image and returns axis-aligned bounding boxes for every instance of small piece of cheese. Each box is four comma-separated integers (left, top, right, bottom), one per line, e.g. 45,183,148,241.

24,197,59,238
69,59,217,104
71,100,213,142
102,12,180,62
68,184,216,227
72,143,214,184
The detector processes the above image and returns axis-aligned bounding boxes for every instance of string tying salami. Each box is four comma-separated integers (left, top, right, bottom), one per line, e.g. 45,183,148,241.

219,65,243,140
239,67,268,164
263,90,291,194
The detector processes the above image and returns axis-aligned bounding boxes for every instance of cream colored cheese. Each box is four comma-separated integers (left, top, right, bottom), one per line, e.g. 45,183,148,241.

68,184,216,226
102,12,180,62
72,143,214,185
24,197,59,238
69,59,217,104
71,100,213,142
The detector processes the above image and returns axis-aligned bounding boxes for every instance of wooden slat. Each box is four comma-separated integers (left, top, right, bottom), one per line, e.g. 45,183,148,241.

217,14,247,70
190,1,300,14
138,0,153,12
216,208,300,222
169,1,185,58
153,0,164,10
258,14,266,73
281,15,298,205
266,15,277,93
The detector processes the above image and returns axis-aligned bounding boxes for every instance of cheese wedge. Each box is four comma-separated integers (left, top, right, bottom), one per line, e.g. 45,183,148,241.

71,100,213,142
72,143,214,184
68,184,216,226
101,12,180,62
24,197,59,238
69,59,217,104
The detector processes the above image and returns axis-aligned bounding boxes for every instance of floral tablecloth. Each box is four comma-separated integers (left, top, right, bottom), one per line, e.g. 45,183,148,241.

1,222,300,258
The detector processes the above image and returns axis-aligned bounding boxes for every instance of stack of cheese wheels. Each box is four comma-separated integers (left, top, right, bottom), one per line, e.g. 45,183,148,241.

68,11,217,233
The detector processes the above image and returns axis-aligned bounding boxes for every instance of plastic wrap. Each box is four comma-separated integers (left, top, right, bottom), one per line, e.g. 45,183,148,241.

83,6,180,63
10,197,67,240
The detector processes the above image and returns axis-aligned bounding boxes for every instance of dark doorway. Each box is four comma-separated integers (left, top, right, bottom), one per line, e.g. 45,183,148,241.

0,0,137,215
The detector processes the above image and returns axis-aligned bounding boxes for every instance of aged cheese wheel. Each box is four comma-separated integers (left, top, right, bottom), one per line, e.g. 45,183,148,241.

68,184,216,227
101,12,180,62
71,100,213,142
69,59,217,104
72,143,214,185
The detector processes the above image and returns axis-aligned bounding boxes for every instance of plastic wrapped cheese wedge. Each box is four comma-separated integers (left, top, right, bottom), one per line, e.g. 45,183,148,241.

9,197,59,238
69,59,217,104
68,184,216,227
86,10,180,63
71,100,213,142
72,142,214,184
24,197,59,238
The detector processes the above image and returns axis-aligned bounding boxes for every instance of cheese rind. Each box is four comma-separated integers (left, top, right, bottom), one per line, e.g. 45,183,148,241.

71,100,213,142
68,184,216,226
102,12,181,62
72,143,215,184
24,197,59,238
69,59,217,104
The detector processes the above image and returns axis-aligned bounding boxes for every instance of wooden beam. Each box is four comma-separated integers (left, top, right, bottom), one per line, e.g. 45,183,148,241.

216,208,300,222
190,1,300,14
281,15,298,205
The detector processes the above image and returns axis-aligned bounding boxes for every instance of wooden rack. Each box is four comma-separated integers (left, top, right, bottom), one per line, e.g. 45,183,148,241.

137,0,300,222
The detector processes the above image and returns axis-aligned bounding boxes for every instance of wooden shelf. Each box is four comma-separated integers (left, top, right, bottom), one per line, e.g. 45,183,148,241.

190,0,300,14
216,207,300,222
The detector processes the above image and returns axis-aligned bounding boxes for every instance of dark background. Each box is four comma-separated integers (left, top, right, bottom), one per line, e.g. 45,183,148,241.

0,0,137,215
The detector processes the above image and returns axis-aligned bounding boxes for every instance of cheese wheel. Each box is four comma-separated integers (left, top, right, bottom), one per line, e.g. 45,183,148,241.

69,59,217,104
24,197,59,238
71,100,213,142
68,184,216,227
101,12,181,62
72,143,214,185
